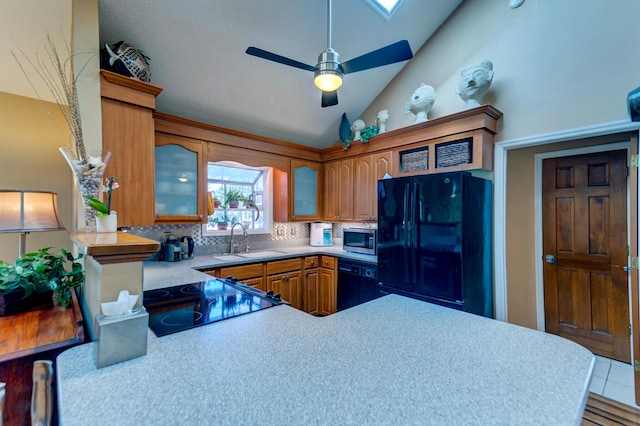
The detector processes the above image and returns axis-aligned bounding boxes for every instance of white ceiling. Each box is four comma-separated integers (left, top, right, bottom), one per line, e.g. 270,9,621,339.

98,0,463,148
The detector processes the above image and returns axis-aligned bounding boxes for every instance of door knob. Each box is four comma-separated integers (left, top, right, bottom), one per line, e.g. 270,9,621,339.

545,254,555,264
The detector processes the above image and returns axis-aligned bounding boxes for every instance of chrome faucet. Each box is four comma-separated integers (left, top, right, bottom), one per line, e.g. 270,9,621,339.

229,223,249,254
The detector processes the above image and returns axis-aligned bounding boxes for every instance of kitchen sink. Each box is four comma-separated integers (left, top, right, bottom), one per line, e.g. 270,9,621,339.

237,250,286,258
212,255,245,261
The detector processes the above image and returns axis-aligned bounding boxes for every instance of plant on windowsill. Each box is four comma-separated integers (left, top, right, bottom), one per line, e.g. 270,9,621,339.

210,212,238,231
0,248,85,315
224,186,246,209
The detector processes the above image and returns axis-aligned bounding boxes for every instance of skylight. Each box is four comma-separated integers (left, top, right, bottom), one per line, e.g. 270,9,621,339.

366,0,403,20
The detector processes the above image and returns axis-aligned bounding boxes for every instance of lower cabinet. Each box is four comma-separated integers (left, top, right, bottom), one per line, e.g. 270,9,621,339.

265,259,302,310
203,264,265,290
202,255,336,315
318,256,337,316
302,255,336,316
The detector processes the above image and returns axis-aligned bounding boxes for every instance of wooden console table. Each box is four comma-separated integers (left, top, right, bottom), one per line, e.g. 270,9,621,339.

0,291,84,426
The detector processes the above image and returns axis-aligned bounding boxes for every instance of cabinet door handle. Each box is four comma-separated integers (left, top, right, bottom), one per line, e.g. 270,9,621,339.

310,261,315,266
306,271,309,277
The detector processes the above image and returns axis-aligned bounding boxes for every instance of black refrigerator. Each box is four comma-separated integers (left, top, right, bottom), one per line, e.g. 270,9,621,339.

377,171,493,318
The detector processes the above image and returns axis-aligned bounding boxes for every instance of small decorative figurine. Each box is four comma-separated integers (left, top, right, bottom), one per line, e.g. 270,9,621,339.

409,84,436,123
456,60,494,109
351,119,365,140
104,41,151,82
377,109,389,133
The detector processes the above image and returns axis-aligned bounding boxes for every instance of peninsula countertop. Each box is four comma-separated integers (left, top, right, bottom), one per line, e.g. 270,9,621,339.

56,295,594,425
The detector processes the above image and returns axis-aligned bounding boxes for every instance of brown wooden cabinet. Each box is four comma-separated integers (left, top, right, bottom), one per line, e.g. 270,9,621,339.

265,258,302,309
302,256,320,315
202,264,265,290
100,70,163,227
318,256,337,315
154,132,207,224
290,160,322,222
353,151,394,222
323,159,354,221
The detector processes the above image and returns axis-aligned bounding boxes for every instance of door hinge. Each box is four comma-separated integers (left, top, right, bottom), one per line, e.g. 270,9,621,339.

635,360,640,373
630,324,633,336
632,154,640,168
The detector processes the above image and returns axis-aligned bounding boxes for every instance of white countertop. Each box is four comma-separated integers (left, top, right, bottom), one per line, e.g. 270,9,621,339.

56,295,594,425
143,245,377,291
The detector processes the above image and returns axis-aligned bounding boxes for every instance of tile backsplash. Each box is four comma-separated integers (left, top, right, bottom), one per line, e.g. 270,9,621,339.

125,222,374,258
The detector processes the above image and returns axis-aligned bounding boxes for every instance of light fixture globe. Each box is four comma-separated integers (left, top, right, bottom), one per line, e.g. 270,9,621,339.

314,48,343,92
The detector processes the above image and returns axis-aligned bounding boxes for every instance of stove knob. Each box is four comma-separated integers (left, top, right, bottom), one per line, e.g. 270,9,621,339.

266,290,274,298
272,293,282,302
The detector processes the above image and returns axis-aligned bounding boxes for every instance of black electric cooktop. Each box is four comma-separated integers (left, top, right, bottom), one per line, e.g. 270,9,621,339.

143,278,287,337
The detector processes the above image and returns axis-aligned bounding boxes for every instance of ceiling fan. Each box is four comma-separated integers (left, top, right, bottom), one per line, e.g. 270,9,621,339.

245,0,413,107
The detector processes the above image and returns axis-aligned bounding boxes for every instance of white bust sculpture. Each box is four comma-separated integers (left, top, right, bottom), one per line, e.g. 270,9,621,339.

377,109,389,133
456,60,494,109
409,84,436,123
351,119,365,140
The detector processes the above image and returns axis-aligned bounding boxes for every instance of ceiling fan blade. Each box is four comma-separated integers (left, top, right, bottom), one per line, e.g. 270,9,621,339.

246,47,317,72
340,40,413,74
321,90,338,108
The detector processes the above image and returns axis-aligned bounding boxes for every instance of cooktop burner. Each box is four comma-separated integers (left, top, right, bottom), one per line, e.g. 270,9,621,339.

143,278,286,337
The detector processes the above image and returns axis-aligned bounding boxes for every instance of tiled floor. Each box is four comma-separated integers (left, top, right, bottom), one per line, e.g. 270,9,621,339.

590,355,639,408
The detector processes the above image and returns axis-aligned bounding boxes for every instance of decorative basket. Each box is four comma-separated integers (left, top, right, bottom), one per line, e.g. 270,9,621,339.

0,290,54,316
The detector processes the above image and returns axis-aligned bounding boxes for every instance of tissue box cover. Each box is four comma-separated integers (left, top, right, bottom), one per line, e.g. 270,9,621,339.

95,307,148,368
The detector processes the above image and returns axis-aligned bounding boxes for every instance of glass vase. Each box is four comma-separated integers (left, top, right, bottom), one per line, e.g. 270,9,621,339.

59,147,112,232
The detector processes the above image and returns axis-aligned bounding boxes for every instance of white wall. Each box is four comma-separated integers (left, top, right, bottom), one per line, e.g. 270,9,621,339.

359,0,640,142
359,0,640,327
0,0,101,262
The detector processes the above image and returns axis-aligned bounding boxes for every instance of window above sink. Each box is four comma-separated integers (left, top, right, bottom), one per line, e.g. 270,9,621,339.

202,162,274,237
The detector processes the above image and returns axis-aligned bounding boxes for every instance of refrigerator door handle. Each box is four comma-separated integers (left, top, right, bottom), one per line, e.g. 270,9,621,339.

403,183,411,281
410,182,418,283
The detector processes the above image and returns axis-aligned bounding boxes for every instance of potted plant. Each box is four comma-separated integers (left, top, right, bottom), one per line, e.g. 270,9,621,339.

0,248,85,315
85,176,119,232
212,212,231,230
225,186,246,209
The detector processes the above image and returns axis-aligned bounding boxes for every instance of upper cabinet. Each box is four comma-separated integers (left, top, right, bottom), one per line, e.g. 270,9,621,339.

289,160,321,222
100,70,163,227
353,151,394,222
323,159,353,221
154,133,207,224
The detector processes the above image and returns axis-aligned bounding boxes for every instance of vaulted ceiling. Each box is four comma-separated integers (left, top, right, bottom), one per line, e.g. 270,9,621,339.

99,0,463,148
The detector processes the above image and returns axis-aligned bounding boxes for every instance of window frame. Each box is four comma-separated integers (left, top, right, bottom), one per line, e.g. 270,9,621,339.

201,162,273,236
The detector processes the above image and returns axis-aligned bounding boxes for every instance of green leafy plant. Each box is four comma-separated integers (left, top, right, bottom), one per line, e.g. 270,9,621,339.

224,186,246,207
0,248,85,308
85,176,119,217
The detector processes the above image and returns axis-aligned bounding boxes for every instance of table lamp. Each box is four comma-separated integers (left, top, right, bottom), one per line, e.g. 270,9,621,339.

0,190,65,257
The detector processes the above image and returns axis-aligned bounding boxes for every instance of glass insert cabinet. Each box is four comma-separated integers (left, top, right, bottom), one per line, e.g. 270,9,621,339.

154,133,206,223
290,160,321,221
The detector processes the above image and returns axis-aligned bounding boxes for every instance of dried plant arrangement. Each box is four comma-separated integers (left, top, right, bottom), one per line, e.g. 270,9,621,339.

11,33,91,162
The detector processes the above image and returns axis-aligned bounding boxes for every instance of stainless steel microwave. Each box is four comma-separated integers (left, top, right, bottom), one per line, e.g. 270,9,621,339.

343,228,377,255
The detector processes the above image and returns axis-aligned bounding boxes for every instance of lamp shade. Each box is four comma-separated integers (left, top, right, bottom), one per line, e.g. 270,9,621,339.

0,190,65,233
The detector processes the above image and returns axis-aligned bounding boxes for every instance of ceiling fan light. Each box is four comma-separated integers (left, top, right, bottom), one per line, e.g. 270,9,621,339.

314,71,343,92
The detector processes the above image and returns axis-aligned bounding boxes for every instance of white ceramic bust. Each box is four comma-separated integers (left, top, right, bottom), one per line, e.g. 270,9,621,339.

409,84,436,123
456,60,494,109
351,119,365,140
376,109,389,133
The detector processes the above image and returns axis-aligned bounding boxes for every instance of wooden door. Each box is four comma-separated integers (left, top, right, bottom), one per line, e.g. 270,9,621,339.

319,267,337,315
304,268,319,315
354,156,373,221
543,150,629,362
323,159,353,221
372,151,394,221
266,272,301,310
